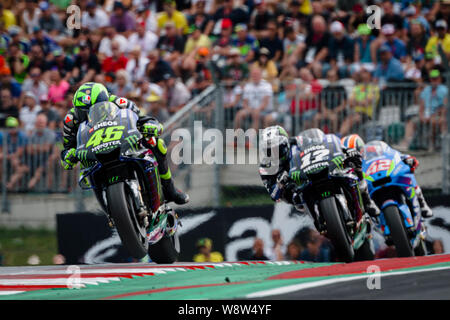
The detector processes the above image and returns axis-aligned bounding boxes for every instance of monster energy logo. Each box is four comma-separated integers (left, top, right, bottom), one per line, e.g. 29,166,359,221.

77,150,87,161
125,135,139,152
291,171,303,184
331,156,344,169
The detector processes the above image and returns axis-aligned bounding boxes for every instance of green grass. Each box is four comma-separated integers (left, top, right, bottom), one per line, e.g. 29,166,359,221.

0,227,58,266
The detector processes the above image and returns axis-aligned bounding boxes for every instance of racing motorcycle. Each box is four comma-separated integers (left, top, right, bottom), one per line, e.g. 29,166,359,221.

290,135,375,262
75,101,180,263
362,141,427,257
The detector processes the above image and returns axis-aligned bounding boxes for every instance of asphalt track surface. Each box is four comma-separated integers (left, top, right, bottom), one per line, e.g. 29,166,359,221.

0,254,449,299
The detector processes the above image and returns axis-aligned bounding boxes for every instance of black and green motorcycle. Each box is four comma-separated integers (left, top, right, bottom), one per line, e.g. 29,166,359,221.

76,101,179,263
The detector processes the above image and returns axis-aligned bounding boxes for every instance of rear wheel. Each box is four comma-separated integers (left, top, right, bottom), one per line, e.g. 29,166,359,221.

106,182,148,259
148,233,179,264
320,197,354,262
384,205,413,257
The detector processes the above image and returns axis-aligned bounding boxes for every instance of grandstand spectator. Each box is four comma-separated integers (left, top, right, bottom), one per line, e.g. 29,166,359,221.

81,1,110,31
347,3,369,34
299,229,334,262
353,23,375,66
101,41,128,75
211,18,233,57
181,25,211,76
222,47,249,82
29,26,58,56
380,0,404,31
157,0,189,36
279,26,305,80
339,67,379,136
145,91,170,123
109,1,136,35
7,26,30,54
289,67,323,130
37,1,64,37
0,88,19,127
406,19,429,58
258,20,283,64
1,117,29,192
267,229,285,261
109,69,133,97
186,47,212,96
381,24,407,62
20,0,41,35
20,91,41,133
127,20,158,56
231,23,258,63
126,46,149,83
38,94,59,130
72,43,101,86
285,240,302,260
26,113,56,190
249,0,275,40
301,15,330,70
314,68,347,133
6,43,29,85
234,66,273,131
373,44,405,87
26,44,46,73
47,69,69,104
425,19,450,62
187,0,214,36
156,21,185,75
146,49,175,83
161,73,191,114
327,20,354,78
44,48,74,82
193,238,224,262
0,2,17,30
212,0,249,26
251,47,278,91
247,238,270,261
400,69,448,151
98,25,128,60
19,66,47,108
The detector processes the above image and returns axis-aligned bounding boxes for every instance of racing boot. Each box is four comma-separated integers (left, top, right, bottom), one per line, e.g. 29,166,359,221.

416,186,433,218
161,177,189,205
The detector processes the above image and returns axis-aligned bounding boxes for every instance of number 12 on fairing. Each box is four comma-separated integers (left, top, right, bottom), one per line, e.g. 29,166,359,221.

301,149,330,169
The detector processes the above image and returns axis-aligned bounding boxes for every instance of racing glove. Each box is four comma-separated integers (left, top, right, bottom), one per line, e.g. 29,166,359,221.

403,155,419,173
61,148,78,170
344,148,363,168
141,120,163,138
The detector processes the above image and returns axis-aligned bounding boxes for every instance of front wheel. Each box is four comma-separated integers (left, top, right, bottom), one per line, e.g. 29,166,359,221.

383,205,414,257
106,182,148,259
320,197,354,262
148,233,179,264
355,237,375,261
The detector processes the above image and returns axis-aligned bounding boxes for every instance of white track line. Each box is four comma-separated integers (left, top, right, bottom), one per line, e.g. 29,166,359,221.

0,291,24,295
246,265,450,298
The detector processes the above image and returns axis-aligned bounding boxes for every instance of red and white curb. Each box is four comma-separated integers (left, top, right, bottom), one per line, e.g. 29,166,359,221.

0,261,301,296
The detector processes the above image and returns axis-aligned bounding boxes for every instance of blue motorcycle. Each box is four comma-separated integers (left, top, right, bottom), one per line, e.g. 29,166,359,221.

362,141,426,257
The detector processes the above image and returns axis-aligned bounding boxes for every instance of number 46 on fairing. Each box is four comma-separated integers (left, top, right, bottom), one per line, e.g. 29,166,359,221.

86,126,125,148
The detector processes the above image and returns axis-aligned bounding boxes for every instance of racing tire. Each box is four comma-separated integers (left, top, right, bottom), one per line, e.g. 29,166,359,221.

384,205,414,257
320,197,354,262
148,233,179,264
106,182,148,259
354,237,375,261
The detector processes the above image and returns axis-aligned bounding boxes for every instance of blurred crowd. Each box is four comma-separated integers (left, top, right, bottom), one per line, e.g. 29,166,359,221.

0,0,450,190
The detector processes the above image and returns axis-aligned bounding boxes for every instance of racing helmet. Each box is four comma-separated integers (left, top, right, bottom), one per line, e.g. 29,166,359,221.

297,128,325,147
72,82,110,122
341,134,365,152
260,125,290,165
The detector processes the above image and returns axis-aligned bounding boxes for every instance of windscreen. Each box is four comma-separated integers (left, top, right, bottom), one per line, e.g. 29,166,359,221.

87,102,120,126
363,141,389,161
